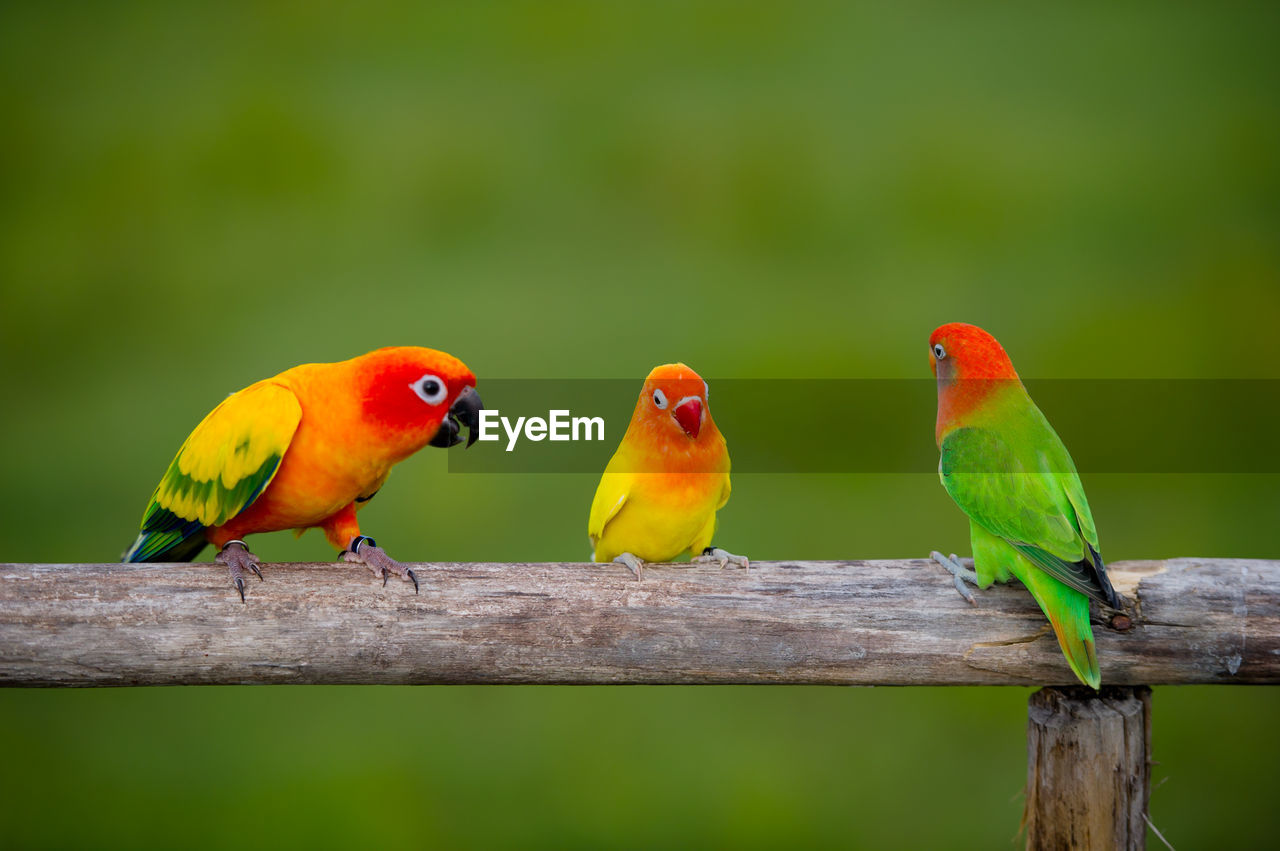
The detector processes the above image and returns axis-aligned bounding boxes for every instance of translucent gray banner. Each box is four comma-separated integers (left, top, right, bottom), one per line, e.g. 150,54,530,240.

446,379,1280,474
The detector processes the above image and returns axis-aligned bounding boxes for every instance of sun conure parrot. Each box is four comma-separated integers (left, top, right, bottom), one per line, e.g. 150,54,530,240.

928,323,1122,688
123,346,483,601
588,363,746,580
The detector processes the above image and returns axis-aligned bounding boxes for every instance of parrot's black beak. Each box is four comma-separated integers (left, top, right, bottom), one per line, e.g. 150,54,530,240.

430,385,484,449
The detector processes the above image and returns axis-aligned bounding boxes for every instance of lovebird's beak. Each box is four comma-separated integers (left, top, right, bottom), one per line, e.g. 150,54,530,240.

430,385,484,448
673,396,703,439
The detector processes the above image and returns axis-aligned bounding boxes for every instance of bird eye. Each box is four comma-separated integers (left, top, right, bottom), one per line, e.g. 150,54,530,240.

652,388,668,409
411,374,448,405
933,343,947,360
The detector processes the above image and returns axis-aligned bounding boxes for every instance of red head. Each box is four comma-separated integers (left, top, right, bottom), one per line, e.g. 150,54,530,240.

929,323,1022,442
353,346,483,453
631,362,715,443
929,323,1020,382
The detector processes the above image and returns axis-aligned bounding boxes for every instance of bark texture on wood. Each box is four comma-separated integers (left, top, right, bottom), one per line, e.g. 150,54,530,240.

1025,686,1152,850
0,557,1274,686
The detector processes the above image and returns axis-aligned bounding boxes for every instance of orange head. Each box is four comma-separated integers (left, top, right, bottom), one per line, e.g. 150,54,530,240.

928,323,1023,442
630,362,716,443
354,346,483,450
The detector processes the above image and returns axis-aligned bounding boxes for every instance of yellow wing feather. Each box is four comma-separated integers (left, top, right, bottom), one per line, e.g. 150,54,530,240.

588,473,632,548
153,381,302,527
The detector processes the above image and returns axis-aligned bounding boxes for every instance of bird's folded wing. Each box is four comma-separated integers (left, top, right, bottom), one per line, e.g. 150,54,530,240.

939,426,1112,604
130,382,302,560
716,473,731,512
587,472,630,546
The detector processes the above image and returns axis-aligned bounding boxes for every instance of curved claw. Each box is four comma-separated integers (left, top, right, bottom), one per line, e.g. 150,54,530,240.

931,550,979,606
217,540,262,603
612,552,645,581
695,547,750,570
344,539,420,593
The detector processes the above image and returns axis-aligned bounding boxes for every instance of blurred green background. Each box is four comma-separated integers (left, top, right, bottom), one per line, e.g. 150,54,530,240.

2,1,1278,848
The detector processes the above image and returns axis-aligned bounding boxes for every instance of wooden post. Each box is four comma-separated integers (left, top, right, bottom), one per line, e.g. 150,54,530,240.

1025,686,1153,850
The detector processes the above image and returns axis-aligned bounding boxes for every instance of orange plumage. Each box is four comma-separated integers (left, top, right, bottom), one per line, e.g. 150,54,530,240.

124,346,482,598
588,363,745,578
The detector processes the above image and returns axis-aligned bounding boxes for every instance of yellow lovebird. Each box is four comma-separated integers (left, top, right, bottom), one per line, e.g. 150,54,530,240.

588,363,746,580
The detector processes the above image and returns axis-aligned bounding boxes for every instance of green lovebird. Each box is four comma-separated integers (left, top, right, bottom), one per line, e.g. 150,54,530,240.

928,322,1122,688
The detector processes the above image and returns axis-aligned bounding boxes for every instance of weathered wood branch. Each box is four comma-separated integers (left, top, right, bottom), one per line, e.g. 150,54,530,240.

0,558,1274,687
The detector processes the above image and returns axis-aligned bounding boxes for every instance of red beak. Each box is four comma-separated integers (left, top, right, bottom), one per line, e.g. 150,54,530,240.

673,397,703,438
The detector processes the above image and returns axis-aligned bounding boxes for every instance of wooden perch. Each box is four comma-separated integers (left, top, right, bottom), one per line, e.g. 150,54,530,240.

0,558,1274,687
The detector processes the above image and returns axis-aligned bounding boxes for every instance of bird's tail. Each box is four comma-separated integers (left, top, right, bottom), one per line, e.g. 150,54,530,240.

122,507,208,563
1022,570,1101,690
123,532,208,563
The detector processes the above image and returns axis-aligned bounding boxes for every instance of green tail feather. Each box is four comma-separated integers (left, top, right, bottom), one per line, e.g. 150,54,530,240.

970,524,1102,689
1020,568,1101,689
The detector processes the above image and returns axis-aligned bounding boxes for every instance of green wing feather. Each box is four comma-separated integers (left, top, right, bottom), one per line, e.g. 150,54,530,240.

123,382,303,562
939,419,1118,608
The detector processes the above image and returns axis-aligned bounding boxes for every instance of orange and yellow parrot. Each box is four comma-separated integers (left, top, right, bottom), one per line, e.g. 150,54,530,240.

123,346,482,600
588,363,746,580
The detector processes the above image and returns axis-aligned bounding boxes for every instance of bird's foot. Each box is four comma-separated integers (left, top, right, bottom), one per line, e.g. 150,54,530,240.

341,536,419,593
216,539,262,603
694,547,751,570
930,551,978,605
612,552,645,581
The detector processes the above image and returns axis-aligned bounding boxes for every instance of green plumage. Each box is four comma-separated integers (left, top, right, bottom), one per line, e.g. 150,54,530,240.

940,383,1118,689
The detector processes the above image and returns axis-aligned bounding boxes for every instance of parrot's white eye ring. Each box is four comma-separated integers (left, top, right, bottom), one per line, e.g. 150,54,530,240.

933,343,947,360
652,388,668,409
703,380,709,400
411,374,448,405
